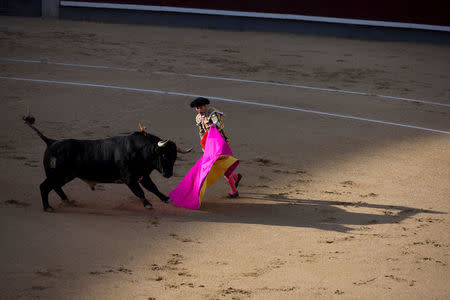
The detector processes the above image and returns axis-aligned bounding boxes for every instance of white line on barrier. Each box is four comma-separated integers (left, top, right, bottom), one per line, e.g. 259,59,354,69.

1,57,448,108
59,1,450,32
1,75,449,135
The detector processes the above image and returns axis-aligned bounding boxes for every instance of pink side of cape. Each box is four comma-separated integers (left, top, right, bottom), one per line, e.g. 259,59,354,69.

169,127,238,209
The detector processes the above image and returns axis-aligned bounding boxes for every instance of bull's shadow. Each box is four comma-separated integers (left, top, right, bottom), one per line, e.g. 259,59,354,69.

184,192,445,232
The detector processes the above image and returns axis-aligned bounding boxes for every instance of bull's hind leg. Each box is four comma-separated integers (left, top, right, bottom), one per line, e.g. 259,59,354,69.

125,181,153,209
54,187,69,202
40,179,54,212
40,174,74,212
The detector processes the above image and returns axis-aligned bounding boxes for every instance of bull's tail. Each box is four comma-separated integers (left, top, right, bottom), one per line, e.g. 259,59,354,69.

23,107,56,146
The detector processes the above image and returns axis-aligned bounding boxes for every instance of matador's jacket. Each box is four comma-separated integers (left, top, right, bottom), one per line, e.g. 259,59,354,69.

195,107,230,144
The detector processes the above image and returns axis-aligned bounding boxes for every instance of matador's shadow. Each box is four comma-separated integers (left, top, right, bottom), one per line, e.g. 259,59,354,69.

196,192,445,232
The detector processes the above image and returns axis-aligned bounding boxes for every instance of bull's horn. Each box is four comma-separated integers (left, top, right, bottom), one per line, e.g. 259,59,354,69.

158,140,169,147
177,147,192,154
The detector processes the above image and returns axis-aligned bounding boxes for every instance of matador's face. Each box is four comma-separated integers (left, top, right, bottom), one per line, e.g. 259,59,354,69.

195,105,208,115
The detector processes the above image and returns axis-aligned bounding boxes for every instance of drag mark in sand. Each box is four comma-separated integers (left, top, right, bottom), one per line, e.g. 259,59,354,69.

1,76,449,135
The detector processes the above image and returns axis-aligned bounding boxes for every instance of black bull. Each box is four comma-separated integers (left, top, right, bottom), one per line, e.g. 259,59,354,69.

23,115,190,212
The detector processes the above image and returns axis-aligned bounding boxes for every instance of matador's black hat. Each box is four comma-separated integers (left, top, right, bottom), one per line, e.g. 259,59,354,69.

190,97,210,108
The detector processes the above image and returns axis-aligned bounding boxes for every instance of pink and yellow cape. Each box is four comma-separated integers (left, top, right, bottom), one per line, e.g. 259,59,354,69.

169,126,239,209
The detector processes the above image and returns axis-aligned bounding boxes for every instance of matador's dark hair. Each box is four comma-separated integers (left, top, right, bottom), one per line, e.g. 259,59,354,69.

190,97,210,108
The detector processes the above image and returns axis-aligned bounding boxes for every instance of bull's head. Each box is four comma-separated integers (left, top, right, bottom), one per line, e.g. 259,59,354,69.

156,140,192,178
156,140,177,178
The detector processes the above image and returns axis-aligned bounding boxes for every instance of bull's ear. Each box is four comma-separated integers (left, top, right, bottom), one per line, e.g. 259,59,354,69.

158,140,169,147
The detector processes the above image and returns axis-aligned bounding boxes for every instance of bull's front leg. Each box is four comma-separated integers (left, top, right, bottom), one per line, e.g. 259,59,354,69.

124,180,153,209
140,176,170,203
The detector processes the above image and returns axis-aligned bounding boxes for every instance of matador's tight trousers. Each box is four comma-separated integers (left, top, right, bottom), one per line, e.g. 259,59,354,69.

224,172,238,194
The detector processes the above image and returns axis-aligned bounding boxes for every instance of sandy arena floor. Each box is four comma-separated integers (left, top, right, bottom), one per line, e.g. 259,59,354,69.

0,17,449,299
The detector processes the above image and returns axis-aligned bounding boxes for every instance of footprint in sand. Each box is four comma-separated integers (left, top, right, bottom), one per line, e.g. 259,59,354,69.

322,190,343,195
360,193,378,198
58,199,83,208
384,274,416,286
340,180,355,187
297,252,318,263
297,179,312,184
323,236,356,244
242,258,286,277
82,130,95,136
30,286,49,291
273,169,291,174
145,217,160,228
177,271,192,277
8,155,27,160
24,160,39,167
415,257,448,266
353,277,377,286
89,266,133,276
167,254,184,266
253,157,276,166
412,240,445,248
253,184,270,188
35,268,64,278
221,287,252,297
3,199,30,207
169,233,200,243
150,258,182,272
0,143,15,152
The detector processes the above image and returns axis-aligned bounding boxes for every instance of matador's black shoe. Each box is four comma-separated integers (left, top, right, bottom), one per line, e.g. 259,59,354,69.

227,191,239,198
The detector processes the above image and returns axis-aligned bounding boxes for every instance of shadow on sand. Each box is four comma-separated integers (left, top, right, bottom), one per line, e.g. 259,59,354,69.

192,192,446,232
56,191,445,233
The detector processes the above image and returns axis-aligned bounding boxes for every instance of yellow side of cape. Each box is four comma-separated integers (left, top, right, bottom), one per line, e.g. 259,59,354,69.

198,155,239,205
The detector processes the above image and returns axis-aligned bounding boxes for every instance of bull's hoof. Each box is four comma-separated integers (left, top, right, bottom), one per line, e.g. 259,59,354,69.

44,206,54,213
161,197,171,203
144,203,153,209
